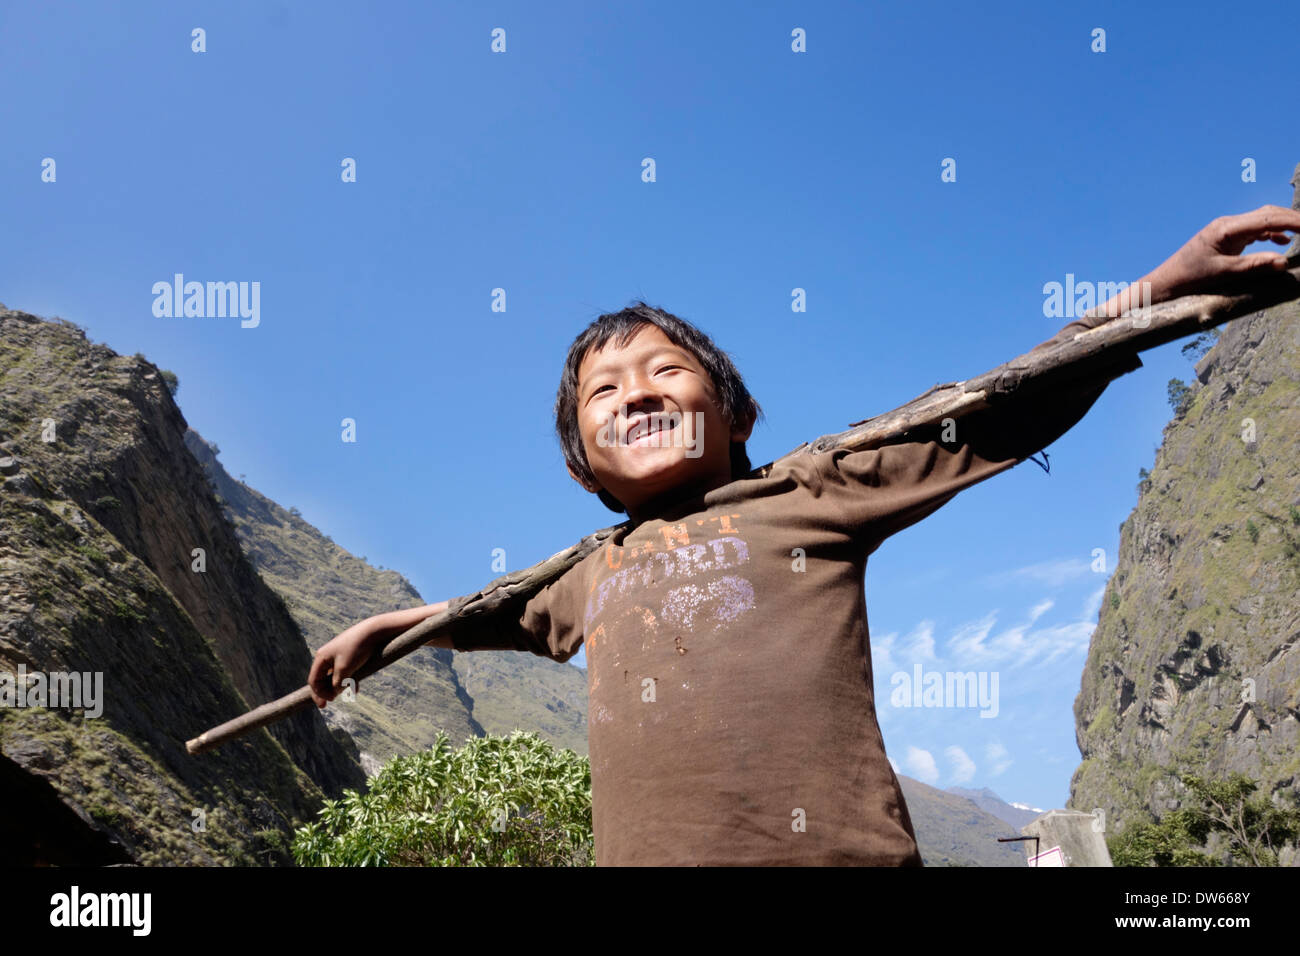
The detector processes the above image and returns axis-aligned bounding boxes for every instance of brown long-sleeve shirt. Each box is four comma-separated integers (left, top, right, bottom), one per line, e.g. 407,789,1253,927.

450,313,1142,865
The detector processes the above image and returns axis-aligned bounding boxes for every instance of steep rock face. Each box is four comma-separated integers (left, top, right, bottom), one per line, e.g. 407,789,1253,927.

1068,178,1300,845
183,431,486,765
0,309,364,864
181,428,590,764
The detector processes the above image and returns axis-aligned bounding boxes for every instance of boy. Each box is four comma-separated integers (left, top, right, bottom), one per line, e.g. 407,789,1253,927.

309,206,1299,865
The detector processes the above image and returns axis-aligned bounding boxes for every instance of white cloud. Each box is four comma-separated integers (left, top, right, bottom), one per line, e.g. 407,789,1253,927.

888,756,900,774
903,621,936,663
945,611,998,660
1082,583,1106,622
984,557,1091,588
986,740,1012,775
942,601,1096,669
870,631,897,676
1027,598,1054,624
904,746,940,784
945,745,976,783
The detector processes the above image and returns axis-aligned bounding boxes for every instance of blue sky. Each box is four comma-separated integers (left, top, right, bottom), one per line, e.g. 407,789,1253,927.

2,1,1296,814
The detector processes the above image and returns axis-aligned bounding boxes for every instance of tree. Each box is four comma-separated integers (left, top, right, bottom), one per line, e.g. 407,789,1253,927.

1167,378,1193,415
1109,771,1300,866
291,731,594,866
1179,326,1221,361
160,369,179,398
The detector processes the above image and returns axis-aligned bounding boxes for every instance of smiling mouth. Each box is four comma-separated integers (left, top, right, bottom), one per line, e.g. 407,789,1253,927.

623,417,677,446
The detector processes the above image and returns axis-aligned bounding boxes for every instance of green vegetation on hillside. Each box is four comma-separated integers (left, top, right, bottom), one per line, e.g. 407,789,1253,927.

1109,771,1300,867
292,731,593,866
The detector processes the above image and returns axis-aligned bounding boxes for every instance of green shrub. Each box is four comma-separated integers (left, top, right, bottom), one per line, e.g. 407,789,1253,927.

1109,772,1300,867
292,731,593,867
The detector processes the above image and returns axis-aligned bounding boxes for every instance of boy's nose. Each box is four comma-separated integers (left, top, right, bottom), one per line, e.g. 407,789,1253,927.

620,374,663,408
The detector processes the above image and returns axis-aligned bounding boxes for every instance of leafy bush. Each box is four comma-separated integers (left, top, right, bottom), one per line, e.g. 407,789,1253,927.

160,369,179,397
1109,772,1300,867
1246,519,1259,544
292,731,593,866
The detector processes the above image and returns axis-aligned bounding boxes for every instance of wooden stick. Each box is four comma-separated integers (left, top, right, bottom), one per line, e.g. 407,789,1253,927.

186,260,1300,756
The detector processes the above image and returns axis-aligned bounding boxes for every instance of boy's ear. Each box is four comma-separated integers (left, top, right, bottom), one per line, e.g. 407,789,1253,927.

729,407,757,443
566,463,603,494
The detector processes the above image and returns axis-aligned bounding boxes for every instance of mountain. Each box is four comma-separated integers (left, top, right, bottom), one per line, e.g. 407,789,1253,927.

0,307,365,864
945,786,1040,830
900,777,1027,866
1068,169,1300,858
181,429,589,769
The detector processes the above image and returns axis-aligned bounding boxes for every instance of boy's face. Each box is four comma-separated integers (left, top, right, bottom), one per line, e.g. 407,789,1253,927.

570,324,753,519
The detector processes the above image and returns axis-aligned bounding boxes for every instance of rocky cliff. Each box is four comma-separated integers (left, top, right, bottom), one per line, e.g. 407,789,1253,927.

1068,172,1300,857
0,307,367,864
182,430,589,769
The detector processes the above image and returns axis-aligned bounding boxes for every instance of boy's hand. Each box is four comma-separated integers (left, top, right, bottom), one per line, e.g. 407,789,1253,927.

1147,204,1300,301
308,619,385,709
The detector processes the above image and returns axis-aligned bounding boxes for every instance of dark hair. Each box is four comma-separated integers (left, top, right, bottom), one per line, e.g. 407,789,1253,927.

555,301,765,514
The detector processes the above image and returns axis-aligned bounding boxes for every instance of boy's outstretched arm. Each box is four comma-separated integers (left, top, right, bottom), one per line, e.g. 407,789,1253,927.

1084,204,1300,321
818,204,1300,553
307,600,452,708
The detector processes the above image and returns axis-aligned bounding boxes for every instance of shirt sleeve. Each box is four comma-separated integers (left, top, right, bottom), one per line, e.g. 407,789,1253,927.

813,314,1143,554
445,568,587,664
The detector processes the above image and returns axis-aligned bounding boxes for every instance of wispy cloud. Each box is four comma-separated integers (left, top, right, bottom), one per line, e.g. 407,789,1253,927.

881,598,1098,670
904,746,939,784
871,631,897,675
945,745,976,783
981,557,1092,589
1027,598,1054,624
945,611,998,660
986,740,1012,776
1082,583,1106,622
871,620,936,672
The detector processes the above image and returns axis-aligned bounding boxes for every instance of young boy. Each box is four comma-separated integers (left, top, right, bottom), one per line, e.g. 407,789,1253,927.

309,206,1299,865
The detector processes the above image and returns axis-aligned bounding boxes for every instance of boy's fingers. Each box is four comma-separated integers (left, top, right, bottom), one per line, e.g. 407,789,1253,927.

1225,251,1289,273
1221,207,1300,246
308,655,338,706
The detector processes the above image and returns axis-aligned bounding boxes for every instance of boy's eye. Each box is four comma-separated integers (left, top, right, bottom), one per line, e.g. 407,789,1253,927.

590,366,682,398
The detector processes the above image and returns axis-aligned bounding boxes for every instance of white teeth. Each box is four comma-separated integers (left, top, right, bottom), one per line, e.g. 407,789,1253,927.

626,418,673,443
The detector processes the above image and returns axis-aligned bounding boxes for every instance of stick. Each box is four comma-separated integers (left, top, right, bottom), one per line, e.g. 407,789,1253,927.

186,259,1300,755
